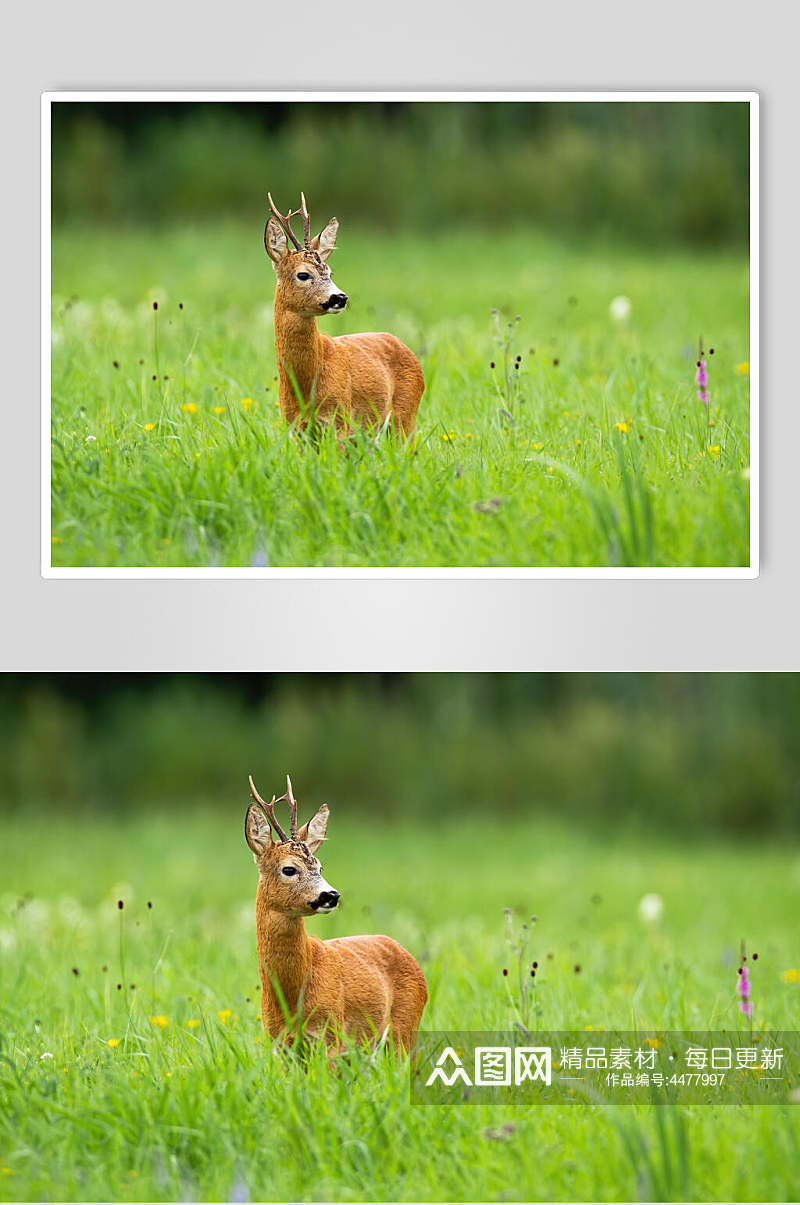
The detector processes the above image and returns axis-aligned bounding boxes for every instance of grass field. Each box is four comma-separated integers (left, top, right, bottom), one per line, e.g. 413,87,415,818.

50,224,751,568
1,808,797,1201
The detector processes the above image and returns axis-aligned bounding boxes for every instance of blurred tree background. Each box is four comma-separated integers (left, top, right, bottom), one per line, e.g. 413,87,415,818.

0,674,795,834
51,100,750,246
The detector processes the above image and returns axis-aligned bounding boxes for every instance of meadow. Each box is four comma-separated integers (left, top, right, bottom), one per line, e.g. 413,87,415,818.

1,808,798,1202
50,223,751,569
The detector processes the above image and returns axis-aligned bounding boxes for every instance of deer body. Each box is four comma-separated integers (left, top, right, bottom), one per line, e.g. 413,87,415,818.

266,194,425,437
246,776,428,1052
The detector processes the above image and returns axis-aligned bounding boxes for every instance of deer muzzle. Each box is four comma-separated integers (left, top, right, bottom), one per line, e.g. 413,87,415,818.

311,888,341,912
322,291,348,313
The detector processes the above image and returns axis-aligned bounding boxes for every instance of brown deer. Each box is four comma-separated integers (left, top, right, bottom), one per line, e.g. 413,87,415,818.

245,774,428,1052
264,193,425,437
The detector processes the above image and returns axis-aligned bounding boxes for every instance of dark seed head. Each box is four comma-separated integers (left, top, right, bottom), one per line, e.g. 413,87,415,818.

152,375,157,381
574,964,581,973
102,965,107,972
117,983,122,990
130,984,136,990
153,301,158,310
553,358,560,366
696,360,701,367
117,900,124,910
490,361,495,369
738,967,743,974
179,302,183,310
147,901,152,909
502,968,508,976
72,967,79,976
533,961,538,969
709,347,715,355
752,952,758,960
113,361,119,369
530,969,536,978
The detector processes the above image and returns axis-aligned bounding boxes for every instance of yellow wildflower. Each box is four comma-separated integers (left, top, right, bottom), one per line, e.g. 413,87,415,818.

441,432,456,442
708,445,721,459
781,969,800,984
531,442,543,451
547,466,554,473
144,423,155,431
187,1019,202,1028
213,405,226,415
735,362,750,375
241,397,255,410
107,1038,121,1048
181,403,198,415
218,1009,233,1023
614,422,629,434
647,1037,661,1049
150,1014,169,1028
1,1168,14,1175
51,535,61,544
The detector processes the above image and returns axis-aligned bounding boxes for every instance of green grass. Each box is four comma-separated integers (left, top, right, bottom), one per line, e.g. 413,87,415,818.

50,223,751,568
1,808,797,1201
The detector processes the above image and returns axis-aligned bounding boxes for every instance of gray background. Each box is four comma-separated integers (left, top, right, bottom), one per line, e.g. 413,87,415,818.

3,0,796,670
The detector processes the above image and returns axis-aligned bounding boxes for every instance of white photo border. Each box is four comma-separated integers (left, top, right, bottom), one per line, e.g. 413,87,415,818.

41,90,758,580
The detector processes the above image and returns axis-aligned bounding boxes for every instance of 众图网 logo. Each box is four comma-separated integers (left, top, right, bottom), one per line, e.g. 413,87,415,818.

411,1030,799,1105
425,1045,552,1087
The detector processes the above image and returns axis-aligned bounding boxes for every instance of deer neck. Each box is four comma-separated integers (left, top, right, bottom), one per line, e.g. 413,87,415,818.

255,880,313,1012
273,293,322,408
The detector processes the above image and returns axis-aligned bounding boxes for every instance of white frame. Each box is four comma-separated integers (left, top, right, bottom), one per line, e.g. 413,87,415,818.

41,91,758,579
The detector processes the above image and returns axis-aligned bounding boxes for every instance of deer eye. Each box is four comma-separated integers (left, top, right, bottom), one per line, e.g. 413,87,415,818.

296,272,312,282
281,866,299,877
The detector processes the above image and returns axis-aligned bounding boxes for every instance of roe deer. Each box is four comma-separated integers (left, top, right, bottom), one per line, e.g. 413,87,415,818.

264,193,425,437
245,774,428,1052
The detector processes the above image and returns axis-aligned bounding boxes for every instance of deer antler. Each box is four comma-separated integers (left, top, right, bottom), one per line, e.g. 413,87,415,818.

266,192,302,251
249,774,289,843
285,774,299,838
274,774,300,839
299,193,312,249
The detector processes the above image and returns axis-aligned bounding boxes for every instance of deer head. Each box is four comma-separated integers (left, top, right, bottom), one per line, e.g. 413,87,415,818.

264,192,348,317
245,774,339,916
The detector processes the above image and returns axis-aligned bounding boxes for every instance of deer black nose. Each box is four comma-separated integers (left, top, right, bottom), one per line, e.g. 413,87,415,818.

313,890,340,910
325,293,348,310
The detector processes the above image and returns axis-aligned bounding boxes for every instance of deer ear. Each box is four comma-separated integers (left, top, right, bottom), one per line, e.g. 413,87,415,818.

312,218,338,262
296,803,329,853
245,803,273,855
265,217,289,265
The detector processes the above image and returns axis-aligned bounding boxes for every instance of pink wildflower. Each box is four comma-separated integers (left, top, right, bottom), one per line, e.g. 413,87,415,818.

737,964,752,1018
695,340,715,406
